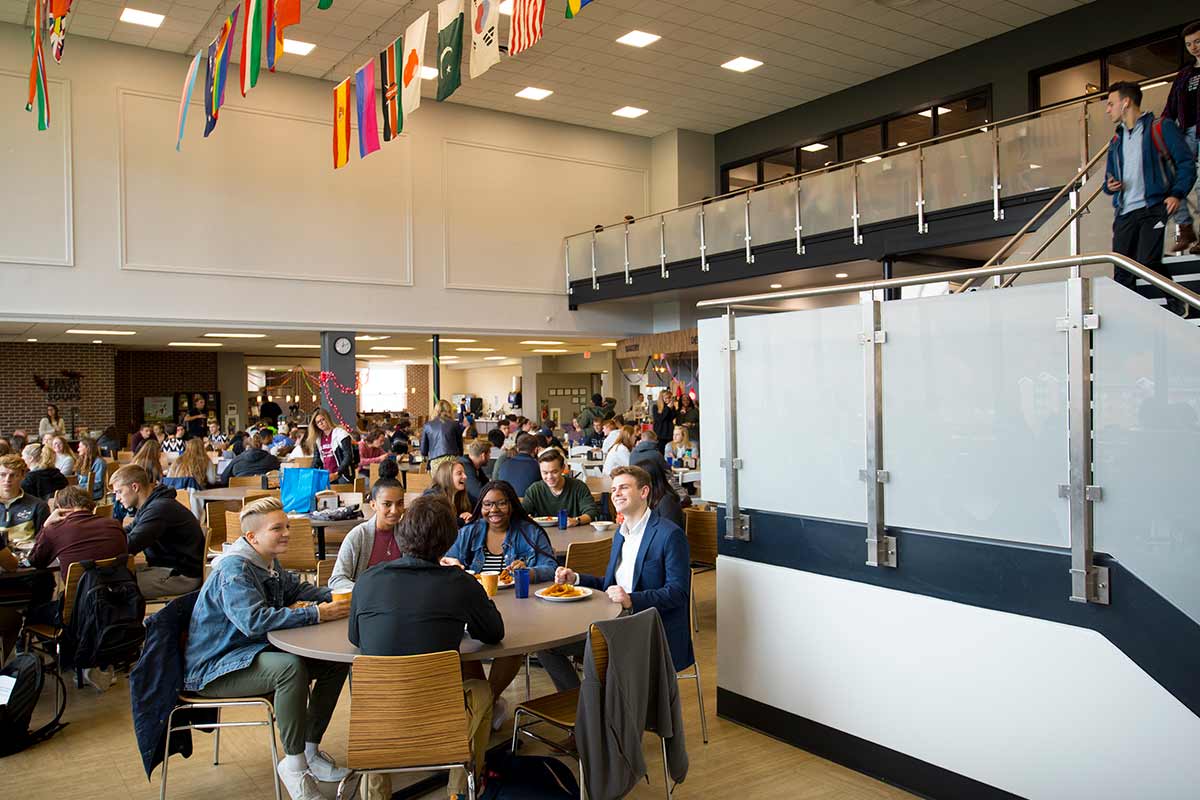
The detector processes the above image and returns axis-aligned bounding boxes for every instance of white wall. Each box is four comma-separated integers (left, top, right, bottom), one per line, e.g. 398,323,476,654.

718,557,1200,800
0,24,654,338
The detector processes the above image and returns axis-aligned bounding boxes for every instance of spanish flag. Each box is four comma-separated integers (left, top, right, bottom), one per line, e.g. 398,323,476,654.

333,78,350,169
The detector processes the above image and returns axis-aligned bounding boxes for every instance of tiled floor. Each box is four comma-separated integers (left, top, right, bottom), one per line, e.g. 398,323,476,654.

4,570,916,799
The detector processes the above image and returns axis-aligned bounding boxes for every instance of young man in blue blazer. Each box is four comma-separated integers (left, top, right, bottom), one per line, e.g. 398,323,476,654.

537,465,693,690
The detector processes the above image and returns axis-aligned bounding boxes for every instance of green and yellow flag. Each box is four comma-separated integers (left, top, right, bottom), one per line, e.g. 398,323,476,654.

436,0,464,101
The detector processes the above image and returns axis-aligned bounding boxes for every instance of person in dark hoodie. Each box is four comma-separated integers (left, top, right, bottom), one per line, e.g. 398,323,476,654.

111,464,205,598
227,433,281,479
1161,21,1200,255
20,443,68,501
495,433,540,497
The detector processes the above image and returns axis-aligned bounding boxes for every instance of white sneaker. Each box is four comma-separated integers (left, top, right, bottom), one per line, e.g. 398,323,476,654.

491,696,510,731
82,667,114,692
276,760,325,800
307,749,351,782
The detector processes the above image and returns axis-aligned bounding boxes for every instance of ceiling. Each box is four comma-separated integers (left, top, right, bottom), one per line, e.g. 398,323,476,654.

0,0,1090,136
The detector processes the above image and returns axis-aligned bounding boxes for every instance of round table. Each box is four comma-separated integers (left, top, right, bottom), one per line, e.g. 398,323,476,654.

194,486,265,503
267,583,622,662
305,515,366,560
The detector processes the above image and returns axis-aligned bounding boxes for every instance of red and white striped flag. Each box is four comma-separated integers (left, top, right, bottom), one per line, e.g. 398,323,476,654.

507,0,545,57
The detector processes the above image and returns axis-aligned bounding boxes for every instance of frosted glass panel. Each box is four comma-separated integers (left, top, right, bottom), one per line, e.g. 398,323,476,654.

698,317,727,502
1093,278,1200,624
594,227,625,277
859,149,917,225
748,181,798,248
882,283,1069,545
801,168,853,236
663,208,701,267
566,235,592,283
1000,108,1079,197
924,134,992,211
704,195,746,257
627,220,660,272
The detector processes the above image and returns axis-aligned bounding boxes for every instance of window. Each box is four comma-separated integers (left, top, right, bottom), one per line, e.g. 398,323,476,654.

840,124,882,162
725,162,757,192
1033,29,1180,108
762,149,797,182
887,112,931,148
360,365,407,413
1038,59,1101,107
938,93,991,136
1108,38,1178,83
800,137,836,171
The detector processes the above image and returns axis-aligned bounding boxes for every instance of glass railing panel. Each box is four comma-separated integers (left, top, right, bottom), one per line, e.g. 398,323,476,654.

1000,107,1080,198
923,134,992,212
593,226,626,277
1092,277,1200,624
662,207,701,267
627,219,661,272
748,180,798,249
858,149,918,226
801,166,854,237
565,235,592,284
703,194,749,257
881,283,1069,545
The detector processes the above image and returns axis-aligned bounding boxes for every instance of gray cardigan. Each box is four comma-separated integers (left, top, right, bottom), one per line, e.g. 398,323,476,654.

328,516,395,592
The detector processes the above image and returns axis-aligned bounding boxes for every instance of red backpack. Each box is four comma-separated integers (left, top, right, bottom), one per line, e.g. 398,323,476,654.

1112,118,1177,185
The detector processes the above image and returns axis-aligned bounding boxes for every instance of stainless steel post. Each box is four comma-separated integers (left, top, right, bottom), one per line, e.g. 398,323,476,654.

564,239,572,295
851,164,863,245
659,215,668,279
1068,188,1080,278
589,231,598,290
915,145,928,234
991,126,1004,221
698,207,709,272
721,310,748,541
623,222,632,285
743,192,754,264
859,300,895,567
794,179,805,255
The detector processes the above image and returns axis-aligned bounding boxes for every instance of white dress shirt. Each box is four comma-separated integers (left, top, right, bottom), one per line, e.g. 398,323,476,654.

613,505,651,593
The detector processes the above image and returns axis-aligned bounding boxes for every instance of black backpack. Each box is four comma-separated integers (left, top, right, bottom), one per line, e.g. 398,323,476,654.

481,751,580,799
64,559,147,670
0,651,66,756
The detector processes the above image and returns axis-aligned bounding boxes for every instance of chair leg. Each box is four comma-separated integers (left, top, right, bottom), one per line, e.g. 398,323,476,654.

212,708,220,765
691,571,699,633
579,755,586,800
467,766,476,800
267,707,282,800
510,709,524,753
692,662,709,745
661,737,672,799
524,653,532,701
160,708,177,800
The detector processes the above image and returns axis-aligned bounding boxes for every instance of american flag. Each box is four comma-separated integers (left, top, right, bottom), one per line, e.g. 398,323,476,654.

508,0,546,57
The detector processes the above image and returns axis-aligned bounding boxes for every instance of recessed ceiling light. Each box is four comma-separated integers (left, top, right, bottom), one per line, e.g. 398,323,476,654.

862,156,882,163
532,348,568,353
1029,163,1042,170
800,142,828,152
92,340,103,344
770,283,783,289
601,342,618,347
420,66,438,80
483,356,508,361
498,0,512,13
371,346,416,351
721,56,763,73
520,340,564,345
169,341,223,347
355,335,389,341
456,347,495,352
918,106,951,118
835,272,849,278
282,38,315,56
425,338,477,343
357,354,388,359
516,86,553,101
26,338,37,342
275,344,320,349
204,332,266,338
616,30,660,47
120,7,164,27
612,106,648,119
67,328,137,335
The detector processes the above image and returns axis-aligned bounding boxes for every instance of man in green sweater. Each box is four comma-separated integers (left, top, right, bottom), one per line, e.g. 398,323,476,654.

521,449,600,527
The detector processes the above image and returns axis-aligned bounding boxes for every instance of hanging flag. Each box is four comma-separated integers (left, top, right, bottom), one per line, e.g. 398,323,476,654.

204,6,239,137
354,60,381,158
469,0,499,79
176,50,203,151
267,0,300,71
47,0,72,63
564,0,591,18
26,0,49,130
508,0,546,57
400,11,429,117
436,0,463,102
379,37,402,141
317,0,332,9
240,0,263,96
332,77,350,169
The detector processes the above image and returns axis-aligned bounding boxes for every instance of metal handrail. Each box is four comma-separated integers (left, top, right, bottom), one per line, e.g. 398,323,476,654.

564,71,1174,241
997,182,1106,288
695,253,1200,313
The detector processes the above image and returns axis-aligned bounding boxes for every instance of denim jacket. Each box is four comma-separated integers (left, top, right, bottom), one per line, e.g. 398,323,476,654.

183,538,329,691
445,518,558,583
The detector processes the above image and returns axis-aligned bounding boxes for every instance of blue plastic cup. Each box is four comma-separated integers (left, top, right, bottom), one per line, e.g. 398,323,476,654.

513,568,530,598
558,509,569,529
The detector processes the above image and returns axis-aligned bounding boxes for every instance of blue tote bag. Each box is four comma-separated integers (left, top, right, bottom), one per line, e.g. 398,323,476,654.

280,467,330,513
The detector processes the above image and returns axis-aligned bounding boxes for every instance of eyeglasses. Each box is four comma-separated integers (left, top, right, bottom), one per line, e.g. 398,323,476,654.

481,500,511,510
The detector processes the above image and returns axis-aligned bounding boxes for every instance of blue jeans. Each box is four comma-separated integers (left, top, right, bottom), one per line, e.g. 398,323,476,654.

1174,125,1198,225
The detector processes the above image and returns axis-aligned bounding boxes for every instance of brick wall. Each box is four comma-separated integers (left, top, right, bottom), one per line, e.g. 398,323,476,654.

0,343,117,436
114,351,219,436
406,365,430,414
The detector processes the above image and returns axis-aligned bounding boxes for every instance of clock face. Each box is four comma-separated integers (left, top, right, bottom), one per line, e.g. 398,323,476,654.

334,337,353,355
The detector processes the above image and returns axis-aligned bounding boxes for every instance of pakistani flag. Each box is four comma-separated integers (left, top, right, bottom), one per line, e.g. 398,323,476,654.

436,0,464,102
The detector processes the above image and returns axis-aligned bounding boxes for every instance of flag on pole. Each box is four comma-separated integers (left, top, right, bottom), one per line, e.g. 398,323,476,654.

508,0,546,57
379,37,402,141
436,0,463,102
240,0,263,96
26,0,49,130
332,77,350,169
204,6,239,137
176,50,203,150
47,0,72,63
564,0,591,18
317,0,331,9
400,11,429,117
354,60,381,158
267,0,300,71
469,0,499,79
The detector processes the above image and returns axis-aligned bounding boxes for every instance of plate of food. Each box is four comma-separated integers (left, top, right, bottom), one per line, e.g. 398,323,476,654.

535,584,592,602
533,516,558,528
497,566,515,589
590,521,614,531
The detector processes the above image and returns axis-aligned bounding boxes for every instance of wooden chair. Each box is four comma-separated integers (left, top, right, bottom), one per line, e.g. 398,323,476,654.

345,651,478,799
242,489,280,505
224,510,243,545
564,538,613,580
117,449,134,463
279,516,317,573
173,488,191,510
262,470,281,489
206,500,239,555
404,470,431,494
316,558,335,587
676,573,709,744
367,462,382,489
331,478,366,494
228,475,265,489
684,508,718,633
94,502,114,518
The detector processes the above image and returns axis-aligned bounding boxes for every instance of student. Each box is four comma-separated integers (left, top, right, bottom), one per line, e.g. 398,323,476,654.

96,426,122,455
357,429,389,474
663,425,692,462
349,495,502,800
185,497,351,800
131,422,155,454
161,425,187,455
639,459,685,530
459,439,492,507
1103,80,1196,315
75,437,108,501
227,434,281,478
1162,21,1200,255
328,469,406,591
495,433,540,497
600,418,620,454
21,443,69,501
521,449,598,527
131,440,164,483
426,459,473,525
152,423,167,443
537,465,691,691
601,425,635,477
576,393,606,432
112,464,204,599
651,392,676,453
421,399,464,473
309,409,356,484
584,418,606,449
39,404,66,438
205,420,227,449
258,392,284,429
48,434,76,476
677,395,699,442
0,453,50,552
184,394,210,439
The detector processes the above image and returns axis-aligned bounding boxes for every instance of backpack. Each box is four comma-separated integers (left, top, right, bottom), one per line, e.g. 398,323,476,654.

1112,118,1178,187
64,558,147,670
0,651,67,756
481,751,580,799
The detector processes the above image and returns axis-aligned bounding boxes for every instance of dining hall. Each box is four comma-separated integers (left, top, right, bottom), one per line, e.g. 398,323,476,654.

2,0,1199,798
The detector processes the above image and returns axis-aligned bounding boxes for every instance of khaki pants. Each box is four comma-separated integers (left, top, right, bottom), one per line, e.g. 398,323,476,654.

135,565,201,599
362,678,492,799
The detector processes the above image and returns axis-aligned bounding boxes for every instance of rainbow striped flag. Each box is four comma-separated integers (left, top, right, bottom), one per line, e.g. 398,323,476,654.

267,0,300,71
240,0,263,96
26,0,49,130
204,5,239,137
379,36,401,141
176,50,203,150
354,60,381,158
332,78,350,168
565,0,591,18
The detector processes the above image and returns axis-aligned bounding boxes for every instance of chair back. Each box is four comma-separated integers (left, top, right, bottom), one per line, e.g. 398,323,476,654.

347,652,471,771
589,625,608,685
206,500,239,553
242,489,280,506
585,475,611,495
262,470,281,489
404,471,431,494
117,449,134,463
94,502,113,518
684,508,718,567
565,537,613,579
62,555,136,626
316,558,334,587
331,478,366,494
229,475,265,489
225,510,243,545
367,462,381,487
279,516,317,572
174,488,191,509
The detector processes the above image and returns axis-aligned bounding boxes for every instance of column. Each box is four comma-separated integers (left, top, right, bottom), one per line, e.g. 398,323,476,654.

431,334,441,403
319,331,357,430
